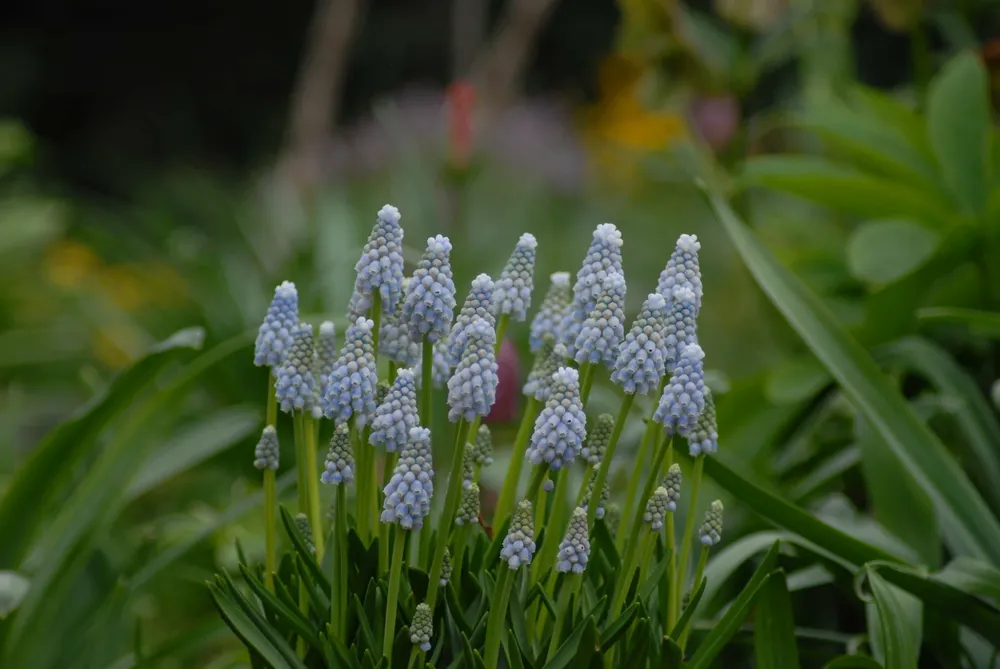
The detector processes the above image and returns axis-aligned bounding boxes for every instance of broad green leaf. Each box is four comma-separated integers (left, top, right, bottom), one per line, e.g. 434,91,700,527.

708,189,1000,563
927,51,992,214
846,220,940,285
541,613,595,669
698,531,788,617
739,156,953,223
789,446,862,501
825,655,884,668
599,601,638,651
0,571,29,619
849,87,931,158
754,571,801,669
505,628,525,669
210,578,306,669
917,307,1000,337
864,567,921,669
765,355,831,405
669,576,706,640
933,557,1000,603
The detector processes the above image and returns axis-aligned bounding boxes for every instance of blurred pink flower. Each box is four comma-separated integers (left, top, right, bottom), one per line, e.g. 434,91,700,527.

486,338,520,423
690,96,740,151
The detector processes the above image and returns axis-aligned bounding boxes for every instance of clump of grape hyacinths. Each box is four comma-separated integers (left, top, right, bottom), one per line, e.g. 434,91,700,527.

643,486,672,531
500,500,536,569
321,423,355,485
253,425,280,471
314,321,338,391
493,233,537,322
556,507,591,574
411,603,433,652
689,388,718,456
611,292,669,394
446,318,499,423
530,271,570,352
664,463,682,510
295,513,315,554
523,335,567,401
526,367,587,470
440,549,453,587
448,273,495,366
653,343,707,436
658,233,702,315
663,285,699,370
401,235,457,343
455,483,481,525
562,223,623,352
369,368,419,453
350,205,405,315
323,317,379,427
581,413,613,468
472,424,494,467
254,281,298,367
275,323,322,417
574,271,626,367
380,427,435,530
699,500,724,546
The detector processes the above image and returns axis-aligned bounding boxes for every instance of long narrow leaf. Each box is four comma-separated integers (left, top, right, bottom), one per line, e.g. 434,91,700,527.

754,571,801,669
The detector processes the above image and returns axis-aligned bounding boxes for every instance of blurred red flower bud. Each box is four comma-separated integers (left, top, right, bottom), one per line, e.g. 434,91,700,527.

486,338,520,423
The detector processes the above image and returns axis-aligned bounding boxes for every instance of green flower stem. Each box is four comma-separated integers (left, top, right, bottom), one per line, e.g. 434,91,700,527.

586,393,635,528
388,360,397,383
407,647,424,669
533,475,549,536
678,546,710,650
579,362,594,406
304,415,324,562
637,530,656,588
666,510,678,632
545,574,579,662
620,433,671,572
619,377,666,549
675,455,704,622
484,564,514,669
420,338,433,425
293,413,310,519
362,424,378,547
425,417,473,607
494,314,510,355
378,452,398,573
383,527,407,661
524,464,549,506
532,469,571,582
350,423,370,543
370,291,382,366
333,484,348,639
493,396,539,528
264,375,278,593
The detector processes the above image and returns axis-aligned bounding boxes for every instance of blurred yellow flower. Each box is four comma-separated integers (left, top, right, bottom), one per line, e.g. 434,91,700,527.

45,240,100,288
92,324,142,369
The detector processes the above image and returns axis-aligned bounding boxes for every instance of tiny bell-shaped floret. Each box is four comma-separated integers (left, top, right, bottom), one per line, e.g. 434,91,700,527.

380,427,435,530
410,602,433,652
643,486,672,530
254,281,299,367
581,413,613,468
699,500,724,547
321,423,355,485
662,285,699,371
350,204,406,315
275,323,322,417
653,343,707,436
664,463,682,510
582,469,610,520
440,548,453,587
446,318,499,423
561,223,624,350
556,507,591,574
658,233,703,315
472,424,494,467
295,513,315,554
611,292,669,395
380,278,420,366
323,317,379,427
314,321,338,392
689,388,718,456
369,368,419,453
500,500,536,569
573,271,626,366
530,271,571,352
253,425,280,471
448,274,495,366
401,234,457,343
493,233,537,322
526,367,587,470
522,335,568,401
455,482,481,525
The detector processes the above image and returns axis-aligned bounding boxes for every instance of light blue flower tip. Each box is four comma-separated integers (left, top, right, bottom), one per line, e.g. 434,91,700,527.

561,224,624,353
611,291,670,395
349,205,406,317
493,233,537,322
254,280,299,367
322,317,378,426
653,343,707,436
253,425,280,471
410,603,433,651
446,318,499,423
572,271,627,368
556,507,591,573
448,274,495,366
527,366,586,470
380,426,435,530
369,367,419,453
274,323,321,416
500,500,536,570
662,284,699,371
530,271,571,351
401,235,457,343
658,233,703,315
321,423,355,485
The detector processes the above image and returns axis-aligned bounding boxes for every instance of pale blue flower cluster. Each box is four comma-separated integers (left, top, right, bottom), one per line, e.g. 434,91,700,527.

322,317,379,427
446,318,499,423
664,464,682,510
472,424,494,467
555,507,590,574
527,367,587,470
380,427,435,530
295,513,315,554
448,274,495,366
580,413,613,468
275,323,322,417
653,343,707,436
522,335,567,401
379,278,420,366
662,285,699,371
314,321,337,391
410,603,433,651
573,271,626,366
401,235,457,343
658,233,702,315
611,292,669,394
254,281,299,367
561,223,623,351
699,500,724,546
349,205,406,318
253,425,280,471
455,483,481,525
530,271,570,352
643,486,672,530
440,549,453,587
321,423,355,485
369,368,419,453
500,500,536,569
688,388,718,456
493,233,537,321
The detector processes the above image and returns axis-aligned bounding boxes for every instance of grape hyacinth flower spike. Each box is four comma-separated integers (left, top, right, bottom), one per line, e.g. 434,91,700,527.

254,281,298,367
689,387,718,456
530,271,570,352
380,277,419,366
472,424,494,467
448,273,495,366
493,233,537,322
321,423,355,485
581,413,613,468
446,317,499,423
643,486,672,531
455,483,481,525
369,368,419,453
700,500,724,546
523,335,568,401
401,234,457,344
314,321,337,394
664,463,682,509
411,603,433,652
274,323,322,417
323,317,378,427
295,514,315,554
350,204,405,316
653,343,707,436
526,367,587,470
573,271,627,368
658,233,703,315
561,223,624,352
556,507,591,574
440,549,453,587
253,425,280,471
380,427,435,530
461,444,476,489
663,285,699,371
611,292,670,395
500,500,537,569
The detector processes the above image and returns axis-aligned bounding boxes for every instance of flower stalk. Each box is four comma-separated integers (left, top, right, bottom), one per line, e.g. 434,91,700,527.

425,417,472,606
675,455,704,621
585,392,634,528
493,395,539,528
